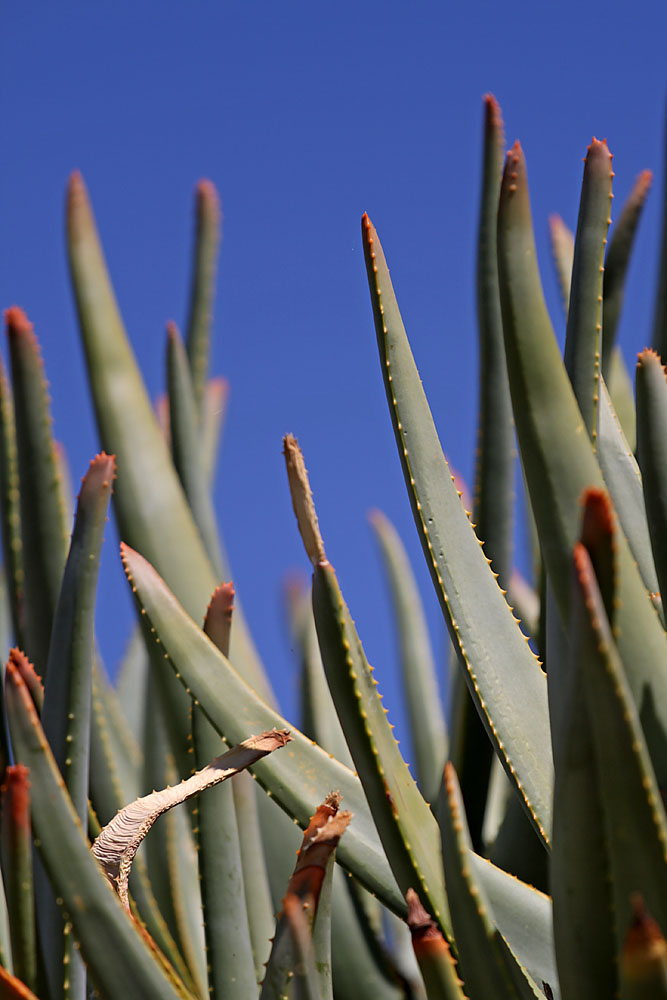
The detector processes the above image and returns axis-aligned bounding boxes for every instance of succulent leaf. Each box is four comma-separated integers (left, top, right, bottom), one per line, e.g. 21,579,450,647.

597,380,658,599
311,557,449,932
201,377,229,490
468,853,558,996
550,493,616,999
602,169,652,375
91,657,142,818
286,576,352,766
474,94,514,591
563,138,613,443
0,766,35,992
166,322,224,577
0,353,24,652
184,180,221,413
369,509,447,807
440,763,546,998
284,433,449,933
362,212,553,846
607,347,637,451
487,788,548,893
230,769,278,980
453,94,514,849
193,582,263,996
548,215,575,313
652,100,667,360
65,172,272,710
636,349,667,606
287,578,412,997
42,453,115,819
5,307,68,674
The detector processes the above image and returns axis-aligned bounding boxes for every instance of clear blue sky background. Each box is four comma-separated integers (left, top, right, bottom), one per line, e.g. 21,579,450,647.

2,3,666,752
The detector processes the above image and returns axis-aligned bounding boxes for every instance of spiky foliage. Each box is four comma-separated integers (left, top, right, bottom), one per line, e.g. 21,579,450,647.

0,96,666,1000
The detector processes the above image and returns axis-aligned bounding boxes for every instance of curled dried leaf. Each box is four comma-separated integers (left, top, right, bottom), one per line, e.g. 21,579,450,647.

92,728,292,908
283,434,327,566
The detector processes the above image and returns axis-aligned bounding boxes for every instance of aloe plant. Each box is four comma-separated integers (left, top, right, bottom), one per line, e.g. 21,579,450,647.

0,93,666,1000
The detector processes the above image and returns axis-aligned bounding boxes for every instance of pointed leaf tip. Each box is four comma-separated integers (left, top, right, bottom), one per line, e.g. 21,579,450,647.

5,651,41,719
66,170,93,239
66,169,87,203
638,347,664,366
0,764,31,830
500,142,528,203
7,647,44,702
622,894,667,980
195,179,221,217
587,136,612,154
483,92,504,131
207,581,235,614
581,488,614,548
85,451,117,477
4,306,33,336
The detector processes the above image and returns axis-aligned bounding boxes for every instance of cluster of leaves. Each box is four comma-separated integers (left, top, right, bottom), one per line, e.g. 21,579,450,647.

0,94,666,999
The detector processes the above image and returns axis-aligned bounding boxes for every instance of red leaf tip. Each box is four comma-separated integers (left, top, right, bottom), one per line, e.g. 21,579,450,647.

67,169,88,202
4,306,33,336
622,894,666,969
483,93,503,130
0,765,31,828
8,647,42,682
504,141,523,176
1,764,30,791
196,178,220,211
581,487,614,547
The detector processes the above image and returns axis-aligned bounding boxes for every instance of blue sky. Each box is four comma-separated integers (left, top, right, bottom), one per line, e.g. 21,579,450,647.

2,3,666,749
